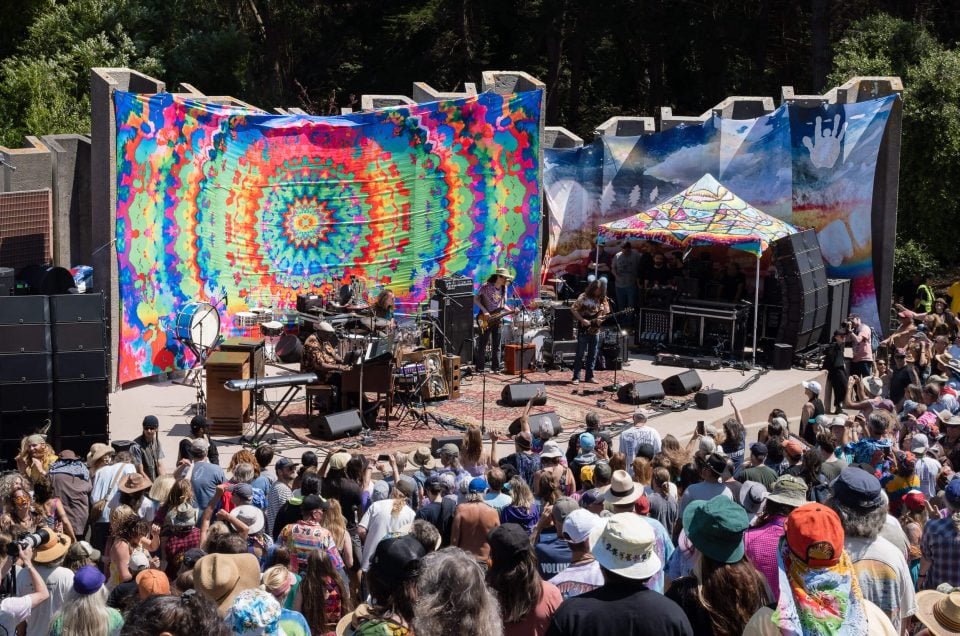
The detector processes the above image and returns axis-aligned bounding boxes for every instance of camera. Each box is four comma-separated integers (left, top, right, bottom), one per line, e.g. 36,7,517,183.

6,529,49,558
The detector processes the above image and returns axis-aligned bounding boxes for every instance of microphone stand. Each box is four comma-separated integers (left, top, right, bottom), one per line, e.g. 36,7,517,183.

510,282,532,384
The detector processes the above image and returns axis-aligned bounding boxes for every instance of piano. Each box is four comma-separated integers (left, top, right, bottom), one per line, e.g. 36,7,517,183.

341,355,395,426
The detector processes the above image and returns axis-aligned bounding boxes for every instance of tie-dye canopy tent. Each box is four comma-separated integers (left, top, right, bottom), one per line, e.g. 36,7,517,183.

598,173,798,257
599,173,798,366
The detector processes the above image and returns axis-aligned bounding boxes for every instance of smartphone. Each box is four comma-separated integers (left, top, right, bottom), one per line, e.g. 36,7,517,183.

377,453,390,462
696,420,705,436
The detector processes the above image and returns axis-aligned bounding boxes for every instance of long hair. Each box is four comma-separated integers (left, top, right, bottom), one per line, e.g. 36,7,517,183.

486,543,542,624
508,476,534,510
300,550,352,631
584,279,606,299
31,474,53,505
632,457,653,485
722,417,745,451
535,472,560,506
754,499,796,528
228,450,261,477
375,289,394,309
149,475,176,503
321,498,347,544
696,554,771,636
52,587,112,636
608,452,627,472
391,487,408,517
163,479,195,514
108,505,137,538
659,435,689,480
799,448,824,487
462,426,484,465
414,548,503,636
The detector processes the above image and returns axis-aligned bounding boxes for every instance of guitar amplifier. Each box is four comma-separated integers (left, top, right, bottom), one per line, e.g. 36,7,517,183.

434,276,474,296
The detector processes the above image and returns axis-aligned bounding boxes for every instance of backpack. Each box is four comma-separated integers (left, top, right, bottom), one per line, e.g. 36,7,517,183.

808,473,831,504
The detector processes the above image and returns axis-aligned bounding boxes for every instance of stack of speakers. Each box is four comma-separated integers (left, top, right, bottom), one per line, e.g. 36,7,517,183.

772,229,829,352
432,276,474,364
0,293,109,460
821,279,852,343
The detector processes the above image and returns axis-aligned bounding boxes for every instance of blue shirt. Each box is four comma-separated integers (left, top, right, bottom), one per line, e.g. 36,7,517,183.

535,530,573,580
190,461,226,514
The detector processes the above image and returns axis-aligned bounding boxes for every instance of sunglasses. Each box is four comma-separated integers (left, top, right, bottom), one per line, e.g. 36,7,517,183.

13,495,31,506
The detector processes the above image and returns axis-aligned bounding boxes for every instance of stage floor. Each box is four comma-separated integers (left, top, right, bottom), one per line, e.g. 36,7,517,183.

105,352,827,468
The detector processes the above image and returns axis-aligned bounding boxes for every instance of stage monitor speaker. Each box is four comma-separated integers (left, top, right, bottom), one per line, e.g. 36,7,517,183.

0,353,51,382
654,352,721,370
695,389,724,410
772,343,793,370
0,268,13,296
52,322,105,351
49,293,103,323
661,370,703,396
632,379,666,403
504,343,535,375
528,411,561,438
0,295,49,324
552,306,575,341
311,409,363,440
500,382,548,407
430,435,463,457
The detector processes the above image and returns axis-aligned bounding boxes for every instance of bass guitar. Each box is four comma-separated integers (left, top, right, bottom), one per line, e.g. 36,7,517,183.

476,307,517,333
583,308,635,335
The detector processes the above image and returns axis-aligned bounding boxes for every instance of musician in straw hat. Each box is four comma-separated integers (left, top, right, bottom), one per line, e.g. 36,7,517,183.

474,267,514,374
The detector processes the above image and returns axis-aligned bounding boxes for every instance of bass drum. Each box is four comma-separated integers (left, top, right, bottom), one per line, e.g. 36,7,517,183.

275,334,303,364
175,302,221,349
522,328,552,363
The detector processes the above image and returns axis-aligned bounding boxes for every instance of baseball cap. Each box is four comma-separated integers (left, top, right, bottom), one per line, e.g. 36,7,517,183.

684,495,749,564
636,443,656,461
439,443,460,457
579,432,596,451
579,465,595,484
593,462,613,484
551,497,580,528
902,490,926,513
232,483,254,503
468,477,488,493
912,433,930,454
897,451,917,472
189,437,209,456
785,503,844,568
750,442,768,457
181,548,206,570
562,509,603,544
802,380,821,395
142,415,159,429
369,535,425,587
137,569,170,599
488,523,532,563
783,439,804,460
832,467,884,512
276,456,297,471
189,415,211,431
328,452,351,471
129,550,151,575
73,565,106,595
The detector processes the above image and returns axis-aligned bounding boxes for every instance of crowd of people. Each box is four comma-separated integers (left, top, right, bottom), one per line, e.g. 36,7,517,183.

8,346,960,635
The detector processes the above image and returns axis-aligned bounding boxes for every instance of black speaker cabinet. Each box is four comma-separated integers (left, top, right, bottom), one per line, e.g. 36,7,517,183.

16,266,73,296
772,343,794,370
552,305,575,341
500,382,548,407
296,293,324,313
430,435,464,457
54,379,108,409
695,389,724,410
434,292,474,363
54,350,107,380
52,322,105,351
0,295,49,324
53,433,109,459
0,324,50,353
0,410,52,439
311,409,363,440
661,370,703,396
0,381,52,412
57,407,109,437
0,353,51,382
632,379,666,403
49,293,103,323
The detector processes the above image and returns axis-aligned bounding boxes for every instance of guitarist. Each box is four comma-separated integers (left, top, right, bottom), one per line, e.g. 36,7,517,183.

474,267,514,373
570,277,610,385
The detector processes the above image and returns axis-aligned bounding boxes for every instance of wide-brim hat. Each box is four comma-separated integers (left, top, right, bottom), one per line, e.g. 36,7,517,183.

916,590,960,636
194,552,262,616
936,353,954,369
603,470,642,505
947,358,960,374
230,505,265,535
86,443,114,468
118,472,152,494
683,496,748,564
861,376,883,397
411,446,439,470
766,475,809,508
493,267,514,281
33,531,72,564
590,513,660,580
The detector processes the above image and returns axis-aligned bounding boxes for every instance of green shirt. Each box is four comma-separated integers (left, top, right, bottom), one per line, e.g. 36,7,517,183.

51,607,124,635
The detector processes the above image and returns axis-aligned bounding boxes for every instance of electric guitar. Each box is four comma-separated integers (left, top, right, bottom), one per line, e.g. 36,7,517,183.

476,307,517,333
583,308,635,335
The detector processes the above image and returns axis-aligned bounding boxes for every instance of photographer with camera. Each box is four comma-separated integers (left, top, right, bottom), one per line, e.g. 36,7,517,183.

14,530,73,636
0,542,48,636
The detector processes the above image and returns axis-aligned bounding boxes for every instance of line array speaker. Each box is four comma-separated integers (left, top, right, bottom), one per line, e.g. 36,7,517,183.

773,229,829,351
821,279,852,343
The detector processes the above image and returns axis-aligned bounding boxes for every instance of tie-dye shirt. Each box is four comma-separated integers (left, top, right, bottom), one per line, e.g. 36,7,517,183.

845,535,917,633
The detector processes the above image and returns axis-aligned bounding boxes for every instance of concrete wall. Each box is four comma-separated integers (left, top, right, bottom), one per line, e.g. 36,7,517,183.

0,136,51,193
41,134,92,267
90,68,165,390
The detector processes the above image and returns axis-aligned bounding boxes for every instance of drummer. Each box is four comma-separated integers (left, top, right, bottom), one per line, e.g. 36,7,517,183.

302,321,351,392
371,289,397,329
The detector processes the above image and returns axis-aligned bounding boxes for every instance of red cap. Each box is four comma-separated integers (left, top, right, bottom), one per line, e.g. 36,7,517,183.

785,503,844,568
634,493,650,516
902,490,926,513
783,439,804,459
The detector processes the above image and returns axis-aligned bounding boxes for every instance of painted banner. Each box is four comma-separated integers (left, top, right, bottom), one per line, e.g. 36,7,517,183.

544,95,896,331
115,90,542,383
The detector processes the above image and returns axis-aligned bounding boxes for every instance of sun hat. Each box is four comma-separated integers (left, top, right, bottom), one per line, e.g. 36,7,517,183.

119,472,153,494
171,502,199,528
603,469,642,505
32,531,71,564
738,481,768,517
802,380,821,395
328,452,351,471
230,505,265,535
704,452,727,476
860,376,883,397
86,443,114,468
128,550,151,575
930,374,950,385
369,535,425,588
137,569,171,600
540,440,564,459
915,590,960,636
489,523,533,563
58,449,79,461
68,540,101,563
579,432,596,451
224,588,283,635
591,512,661,580
493,267,515,281
912,433,931,454
562,508,603,544
468,477,488,494
412,446,438,469
73,564,106,595
784,503,844,568
683,495,749,564
514,431,533,450
832,467,884,513
766,475,809,508
194,552,262,616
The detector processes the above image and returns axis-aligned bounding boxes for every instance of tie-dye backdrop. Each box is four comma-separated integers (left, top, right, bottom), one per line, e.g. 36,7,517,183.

115,90,542,383
544,95,896,334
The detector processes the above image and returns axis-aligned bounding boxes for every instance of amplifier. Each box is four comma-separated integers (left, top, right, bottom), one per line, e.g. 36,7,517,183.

219,337,266,378
654,352,721,370
296,293,324,313
434,276,474,296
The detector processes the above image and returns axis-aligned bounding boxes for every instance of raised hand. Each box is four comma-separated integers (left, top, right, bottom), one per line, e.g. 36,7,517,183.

802,114,847,169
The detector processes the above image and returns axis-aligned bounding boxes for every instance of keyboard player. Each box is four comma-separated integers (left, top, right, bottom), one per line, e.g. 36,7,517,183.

301,321,351,398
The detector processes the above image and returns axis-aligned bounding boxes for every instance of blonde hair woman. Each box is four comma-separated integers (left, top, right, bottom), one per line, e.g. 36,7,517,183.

321,499,353,570
50,564,124,635
261,564,312,634
16,434,58,482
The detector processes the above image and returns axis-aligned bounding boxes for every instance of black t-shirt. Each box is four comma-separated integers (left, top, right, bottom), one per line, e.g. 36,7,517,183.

271,500,303,541
414,498,456,547
720,273,746,300
647,265,672,286
321,474,363,531
890,366,913,405
546,584,693,636
665,577,715,636
823,342,847,371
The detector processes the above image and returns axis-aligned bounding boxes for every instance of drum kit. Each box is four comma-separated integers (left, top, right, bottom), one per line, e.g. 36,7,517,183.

503,298,563,365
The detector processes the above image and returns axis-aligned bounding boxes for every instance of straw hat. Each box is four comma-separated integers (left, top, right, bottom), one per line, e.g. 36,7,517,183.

411,446,438,470
915,590,960,636
860,376,883,398
194,552,262,616
493,267,514,281
33,531,72,564
602,470,643,506
86,443,114,468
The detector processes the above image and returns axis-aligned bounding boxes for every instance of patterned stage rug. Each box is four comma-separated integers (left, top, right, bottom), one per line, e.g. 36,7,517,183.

274,368,657,455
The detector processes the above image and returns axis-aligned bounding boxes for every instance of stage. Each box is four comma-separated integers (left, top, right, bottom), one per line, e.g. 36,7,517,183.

106,352,828,469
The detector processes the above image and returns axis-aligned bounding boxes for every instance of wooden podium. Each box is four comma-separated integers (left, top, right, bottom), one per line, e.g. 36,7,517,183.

205,351,250,433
